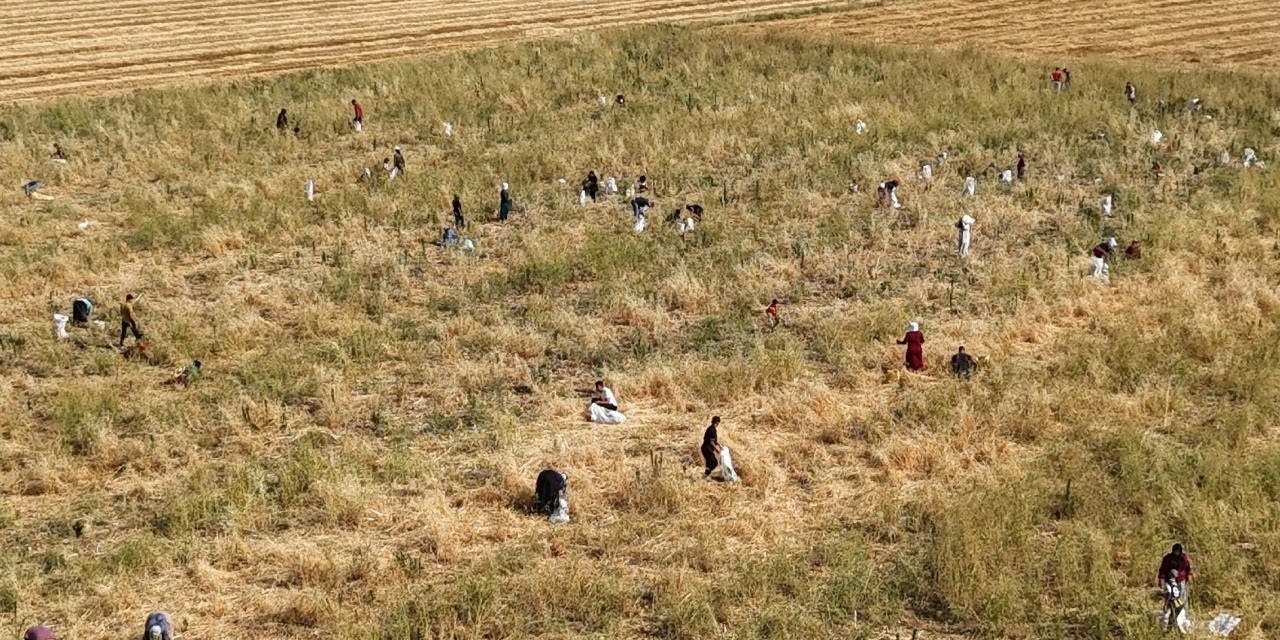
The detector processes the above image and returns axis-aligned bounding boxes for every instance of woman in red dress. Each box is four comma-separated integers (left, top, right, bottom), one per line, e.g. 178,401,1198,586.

898,322,925,370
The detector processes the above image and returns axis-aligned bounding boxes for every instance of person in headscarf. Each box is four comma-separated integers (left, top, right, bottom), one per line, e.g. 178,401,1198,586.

452,194,465,230
498,182,513,222
393,146,405,175
582,171,600,202
23,625,56,640
1125,240,1142,260
275,108,288,131
897,322,925,371
701,416,722,477
142,611,173,640
1125,81,1137,105
635,175,648,194
1091,237,1118,280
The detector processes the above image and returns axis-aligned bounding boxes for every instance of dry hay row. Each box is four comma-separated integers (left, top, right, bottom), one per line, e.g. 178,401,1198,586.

0,0,532,42
0,0,823,80
752,0,1280,71
0,0,836,102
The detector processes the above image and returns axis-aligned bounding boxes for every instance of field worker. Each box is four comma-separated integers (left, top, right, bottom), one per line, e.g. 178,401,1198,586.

499,183,513,221
615,93,626,106
919,162,932,182
1016,152,1027,181
72,297,93,324
382,158,396,181
605,176,618,195
452,194,465,230
393,146,405,175
577,380,618,411
1101,194,1114,216
1151,160,1164,179
1158,544,1193,610
963,175,977,197
119,293,143,348
1243,148,1259,167
1062,67,1072,90
23,625,56,640
630,196,651,219
1125,239,1143,260
1090,237,1117,280
635,175,648,194
51,143,67,162
534,469,569,523
897,321,925,371
439,227,459,247
956,214,974,257
23,180,44,198
950,346,976,378
142,611,173,640
582,171,600,202
275,108,288,131
765,299,781,328
1050,67,1063,93
171,360,202,387
1125,81,1137,104
701,416,722,477
350,99,363,132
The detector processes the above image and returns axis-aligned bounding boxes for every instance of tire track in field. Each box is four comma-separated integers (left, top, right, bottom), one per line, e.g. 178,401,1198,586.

0,0,842,102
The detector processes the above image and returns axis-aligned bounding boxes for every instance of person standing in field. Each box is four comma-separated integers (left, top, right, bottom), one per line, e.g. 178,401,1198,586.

582,171,600,202
950,346,976,378
452,194,465,230
1158,544,1194,613
701,416,722,477
956,215,974,257
275,108,288,131
393,146,405,175
498,182,513,221
1126,81,1137,104
897,321,925,371
1062,67,1073,90
119,293,143,348
1050,68,1063,93
1016,152,1027,181
350,99,364,132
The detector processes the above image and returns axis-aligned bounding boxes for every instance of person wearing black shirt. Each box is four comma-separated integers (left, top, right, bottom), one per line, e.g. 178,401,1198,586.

701,416,722,477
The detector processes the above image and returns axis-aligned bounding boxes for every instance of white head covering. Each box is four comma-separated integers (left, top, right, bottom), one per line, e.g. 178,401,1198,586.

149,626,163,640
501,182,509,191
393,145,401,151
907,321,919,333
1107,237,1118,248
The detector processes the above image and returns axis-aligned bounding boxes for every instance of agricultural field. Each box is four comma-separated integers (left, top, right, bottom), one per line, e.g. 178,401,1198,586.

3,11,1280,640
0,0,844,103
750,0,1280,71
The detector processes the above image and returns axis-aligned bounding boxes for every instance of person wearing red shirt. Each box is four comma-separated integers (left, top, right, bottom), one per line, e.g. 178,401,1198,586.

1050,67,1064,93
765,299,781,328
1158,544,1193,613
351,99,364,132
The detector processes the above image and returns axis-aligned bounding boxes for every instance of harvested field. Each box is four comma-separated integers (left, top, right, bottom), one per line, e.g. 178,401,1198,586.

747,0,1280,72
0,0,843,102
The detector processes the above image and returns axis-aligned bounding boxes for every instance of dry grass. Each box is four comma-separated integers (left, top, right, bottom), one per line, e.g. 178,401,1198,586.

1,22,1280,640
0,0,849,102
746,0,1280,72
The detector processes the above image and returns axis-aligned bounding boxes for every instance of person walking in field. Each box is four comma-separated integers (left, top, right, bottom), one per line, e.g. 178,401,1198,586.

119,293,143,348
350,99,364,132
1062,67,1073,90
897,321,926,371
452,194,465,230
276,108,288,131
1016,152,1027,181
1125,81,1137,104
1050,68,1063,93
765,299,782,328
